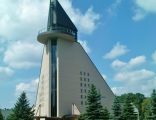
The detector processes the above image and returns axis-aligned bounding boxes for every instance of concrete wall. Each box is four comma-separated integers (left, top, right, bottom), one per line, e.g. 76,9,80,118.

57,39,114,117
35,41,51,117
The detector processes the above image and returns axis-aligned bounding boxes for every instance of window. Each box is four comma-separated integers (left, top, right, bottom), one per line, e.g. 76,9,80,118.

80,71,82,75
84,78,86,81
84,72,86,76
87,73,89,76
80,83,83,87
81,101,83,105
81,95,83,99
85,89,87,93
84,84,86,87
81,89,83,93
80,77,82,81
88,84,90,87
88,78,90,82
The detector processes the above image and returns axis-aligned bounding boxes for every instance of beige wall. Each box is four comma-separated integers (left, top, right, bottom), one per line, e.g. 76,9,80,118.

35,36,114,118
57,39,114,117
35,41,51,117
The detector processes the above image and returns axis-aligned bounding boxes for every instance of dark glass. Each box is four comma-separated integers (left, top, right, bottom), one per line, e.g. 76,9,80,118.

51,40,57,117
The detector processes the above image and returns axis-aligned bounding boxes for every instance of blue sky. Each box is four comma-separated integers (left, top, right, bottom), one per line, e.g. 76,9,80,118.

0,0,156,108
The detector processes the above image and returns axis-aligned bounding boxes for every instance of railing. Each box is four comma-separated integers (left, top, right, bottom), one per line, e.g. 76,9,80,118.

38,26,77,40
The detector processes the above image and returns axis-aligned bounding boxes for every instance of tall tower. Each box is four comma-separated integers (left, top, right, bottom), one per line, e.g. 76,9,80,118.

35,0,114,118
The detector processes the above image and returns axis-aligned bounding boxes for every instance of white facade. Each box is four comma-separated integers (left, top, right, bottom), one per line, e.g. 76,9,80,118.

35,36,114,117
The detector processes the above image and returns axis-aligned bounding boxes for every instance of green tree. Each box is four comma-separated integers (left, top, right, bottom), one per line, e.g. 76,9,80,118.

7,92,34,120
0,109,4,120
112,96,122,120
122,96,137,120
102,107,110,120
149,89,156,120
141,98,151,120
85,84,105,120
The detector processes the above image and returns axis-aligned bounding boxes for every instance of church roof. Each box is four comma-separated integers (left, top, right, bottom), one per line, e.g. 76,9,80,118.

47,0,78,39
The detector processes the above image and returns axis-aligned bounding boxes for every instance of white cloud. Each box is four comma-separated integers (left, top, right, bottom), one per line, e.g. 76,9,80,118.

104,42,129,59
115,69,155,83
16,78,39,104
132,9,147,21
0,66,14,80
0,0,100,42
112,86,129,95
152,51,156,63
111,56,146,70
79,40,91,54
102,74,107,80
4,41,42,69
107,0,122,16
16,78,39,94
133,0,156,21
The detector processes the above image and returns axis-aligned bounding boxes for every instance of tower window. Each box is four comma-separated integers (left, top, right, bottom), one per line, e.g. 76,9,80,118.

81,95,83,99
81,89,83,93
81,101,83,105
80,71,82,75
84,72,86,76
87,73,89,76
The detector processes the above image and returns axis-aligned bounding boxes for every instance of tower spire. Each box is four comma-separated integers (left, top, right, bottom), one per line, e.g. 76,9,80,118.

47,0,77,39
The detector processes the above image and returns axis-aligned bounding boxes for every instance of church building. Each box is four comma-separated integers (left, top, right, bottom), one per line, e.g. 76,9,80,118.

35,0,114,119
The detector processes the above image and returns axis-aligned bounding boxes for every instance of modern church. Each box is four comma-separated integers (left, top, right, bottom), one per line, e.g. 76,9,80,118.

35,0,114,119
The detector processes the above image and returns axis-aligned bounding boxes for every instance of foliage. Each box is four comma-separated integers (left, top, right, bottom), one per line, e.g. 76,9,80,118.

102,107,110,120
141,98,151,120
122,96,137,120
118,93,145,119
112,96,122,120
7,92,34,120
0,109,4,120
82,84,109,120
149,89,156,120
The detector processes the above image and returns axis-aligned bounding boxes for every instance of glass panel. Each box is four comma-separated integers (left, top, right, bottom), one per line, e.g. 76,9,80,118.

51,40,57,117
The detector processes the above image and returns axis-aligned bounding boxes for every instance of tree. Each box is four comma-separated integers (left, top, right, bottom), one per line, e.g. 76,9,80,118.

102,107,110,120
0,109,4,120
7,92,34,120
149,89,156,120
85,84,104,120
112,96,122,120
141,98,151,120
122,96,137,120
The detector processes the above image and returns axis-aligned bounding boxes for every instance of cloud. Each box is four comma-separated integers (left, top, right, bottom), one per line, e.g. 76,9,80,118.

112,86,129,95
0,0,100,42
3,41,42,69
111,54,156,96
79,40,91,54
112,76,156,96
112,56,146,70
133,0,156,21
107,0,122,16
132,8,147,21
59,0,100,34
0,66,14,80
102,74,107,80
16,78,39,104
152,51,156,63
104,42,129,59
16,78,39,94
115,69,155,83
